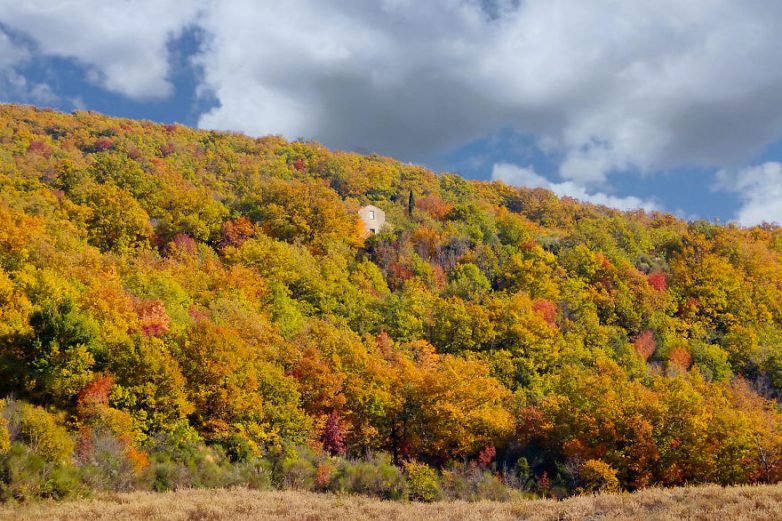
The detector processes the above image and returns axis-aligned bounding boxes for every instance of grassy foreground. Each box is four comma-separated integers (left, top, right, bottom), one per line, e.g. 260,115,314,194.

2,485,782,521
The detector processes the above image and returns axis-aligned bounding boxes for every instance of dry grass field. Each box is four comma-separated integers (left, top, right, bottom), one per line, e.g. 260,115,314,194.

2,484,782,521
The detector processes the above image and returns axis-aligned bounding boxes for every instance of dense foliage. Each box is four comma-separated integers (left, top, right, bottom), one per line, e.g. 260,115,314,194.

3,104,782,499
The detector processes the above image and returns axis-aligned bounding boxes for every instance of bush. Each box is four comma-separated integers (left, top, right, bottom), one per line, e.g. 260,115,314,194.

440,464,511,501
237,458,273,490
315,462,335,491
578,459,620,494
76,429,146,492
145,445,244,492
147,458,191,492
404,461,442,502
4,401,75,464
330,455,407,500
0,415,9,455
474,471,511,501
279,455,317,490
0,443,83,501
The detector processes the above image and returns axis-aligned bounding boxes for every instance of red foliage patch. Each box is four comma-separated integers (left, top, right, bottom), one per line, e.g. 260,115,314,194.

188,306,210,322
168,233,198,256
387,261,414,291
669,347,692,370
75,426,94,460
159,142,175,156
533,298,558,327
677,297,700,317
431,264,447,291
595,252,612,269
292,158,305,171
375,330,393,357
322,410,346,456
135,299,171,337
126,446,150,473
316,463,334,488
92,138,115,152
633,330,656,361
416,194,453,220
27,140,49,157
219,217,254,250
478,445,496,469
77,375,114,410
538,471,551,495
647,271,667,291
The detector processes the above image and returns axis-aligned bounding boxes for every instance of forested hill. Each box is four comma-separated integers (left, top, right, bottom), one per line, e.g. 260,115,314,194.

2,103,782,497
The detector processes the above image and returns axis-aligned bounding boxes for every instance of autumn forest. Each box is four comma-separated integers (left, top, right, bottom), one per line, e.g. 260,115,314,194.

1,104,782,501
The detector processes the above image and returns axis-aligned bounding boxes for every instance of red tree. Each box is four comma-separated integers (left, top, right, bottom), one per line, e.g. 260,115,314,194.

669,347,692,370
633,330,656,361
92,138,115,152
135,299,171,337
322,410,346,456
647,271,667,291
478,445,496,469
167,233,198,256
77,375,114,412
533,298,558,328
219,217,254,250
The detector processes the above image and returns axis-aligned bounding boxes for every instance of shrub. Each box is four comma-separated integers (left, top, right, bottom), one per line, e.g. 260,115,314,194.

237,458,273,490
145,445,245,492
147,458,191,492
475,472,512,501
404,461,442,502
187,449,244,489
0,415,9,455
578,459,620,494
315,462,335,490
0,443,83,501
5,401,75,464
330,455,407,500
279,456,317,490
76,429,145,492
440,464,511,501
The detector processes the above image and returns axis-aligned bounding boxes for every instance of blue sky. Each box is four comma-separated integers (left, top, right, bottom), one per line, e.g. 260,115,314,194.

2,1,782,224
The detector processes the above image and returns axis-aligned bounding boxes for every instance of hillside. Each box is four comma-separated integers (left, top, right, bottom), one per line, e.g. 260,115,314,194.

4,484,782,521
2,103,782,501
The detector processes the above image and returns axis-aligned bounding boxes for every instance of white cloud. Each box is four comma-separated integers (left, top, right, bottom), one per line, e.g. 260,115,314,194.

4,0,782,203
0,1,203,99
0,30,28,68
0,28,58,105
716,162,782,226
195,0,496,154
492,162,659,212
191,0,782,188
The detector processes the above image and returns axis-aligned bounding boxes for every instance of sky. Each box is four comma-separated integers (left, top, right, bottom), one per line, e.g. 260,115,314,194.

2,1,782,225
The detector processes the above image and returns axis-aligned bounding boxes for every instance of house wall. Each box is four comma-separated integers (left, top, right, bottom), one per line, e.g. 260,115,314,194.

358,205,386,234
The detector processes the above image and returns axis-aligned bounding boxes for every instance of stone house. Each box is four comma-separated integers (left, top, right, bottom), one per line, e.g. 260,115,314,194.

358,204,386,234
